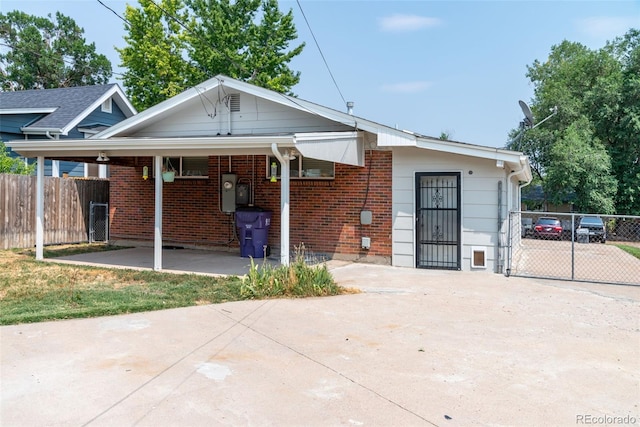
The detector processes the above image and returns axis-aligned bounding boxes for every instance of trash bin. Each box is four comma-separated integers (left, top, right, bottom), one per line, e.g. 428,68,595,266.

236,207,272,258
576,228,589,244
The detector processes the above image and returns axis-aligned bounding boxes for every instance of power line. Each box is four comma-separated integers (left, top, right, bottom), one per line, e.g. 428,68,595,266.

295,0,346,105
96,0,131,28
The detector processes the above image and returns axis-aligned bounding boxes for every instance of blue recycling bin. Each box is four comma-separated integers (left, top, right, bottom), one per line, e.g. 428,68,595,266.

236,207,272,258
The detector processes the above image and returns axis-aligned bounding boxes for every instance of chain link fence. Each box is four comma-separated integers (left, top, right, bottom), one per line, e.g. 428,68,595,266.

506,211,640,285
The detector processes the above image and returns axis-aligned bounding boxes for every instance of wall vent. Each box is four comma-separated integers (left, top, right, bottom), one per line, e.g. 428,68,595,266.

101,98,112,113
228,93,240,112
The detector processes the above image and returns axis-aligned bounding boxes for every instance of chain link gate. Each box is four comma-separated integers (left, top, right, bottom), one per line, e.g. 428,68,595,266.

89,202,109,243
506,211,640,285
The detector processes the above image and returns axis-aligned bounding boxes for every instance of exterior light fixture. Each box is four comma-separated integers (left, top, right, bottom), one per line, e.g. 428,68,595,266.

96,152,110,162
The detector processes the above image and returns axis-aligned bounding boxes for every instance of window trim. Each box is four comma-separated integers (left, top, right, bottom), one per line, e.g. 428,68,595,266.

154,156,209,179
101,98,112,113
265,155,335,180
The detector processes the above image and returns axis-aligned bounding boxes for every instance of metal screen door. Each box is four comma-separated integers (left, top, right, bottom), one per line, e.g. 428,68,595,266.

416,173,461,270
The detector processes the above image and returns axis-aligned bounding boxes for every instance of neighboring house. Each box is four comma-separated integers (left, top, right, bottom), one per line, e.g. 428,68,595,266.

7,75,531,273
0,84,136,177
521,184,575,212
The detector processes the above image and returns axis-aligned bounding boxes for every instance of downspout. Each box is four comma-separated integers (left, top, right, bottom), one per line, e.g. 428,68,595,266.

271,143,290,266
503,158,533,276
45,131,61,177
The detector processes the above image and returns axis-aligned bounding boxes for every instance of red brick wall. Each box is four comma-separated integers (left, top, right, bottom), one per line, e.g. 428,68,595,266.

110,150,392,260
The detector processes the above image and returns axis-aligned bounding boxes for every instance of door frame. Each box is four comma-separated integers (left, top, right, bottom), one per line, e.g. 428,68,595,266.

415,171,462,270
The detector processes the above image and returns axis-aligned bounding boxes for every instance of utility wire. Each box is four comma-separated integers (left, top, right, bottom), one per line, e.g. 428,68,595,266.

295,0,346,105
96,0,132,28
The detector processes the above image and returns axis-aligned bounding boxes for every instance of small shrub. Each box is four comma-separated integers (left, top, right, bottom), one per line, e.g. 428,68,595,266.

241,244,340,299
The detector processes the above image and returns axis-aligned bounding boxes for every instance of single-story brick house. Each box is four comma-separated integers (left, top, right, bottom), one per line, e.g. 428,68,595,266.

0,84,136,177
7,75,531,272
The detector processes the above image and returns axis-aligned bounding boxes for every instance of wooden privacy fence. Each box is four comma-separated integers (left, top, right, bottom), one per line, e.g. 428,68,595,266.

0,174,109,250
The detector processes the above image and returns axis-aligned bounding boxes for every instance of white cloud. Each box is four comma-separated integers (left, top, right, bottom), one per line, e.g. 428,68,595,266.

575,16,640,41
379,14,441,32
381,81,433,93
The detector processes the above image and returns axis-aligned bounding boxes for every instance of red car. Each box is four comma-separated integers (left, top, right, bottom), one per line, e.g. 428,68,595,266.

533,217,563,240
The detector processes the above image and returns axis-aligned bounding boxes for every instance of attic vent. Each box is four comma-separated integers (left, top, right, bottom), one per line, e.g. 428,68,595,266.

228,93,240,112
101,98,112,113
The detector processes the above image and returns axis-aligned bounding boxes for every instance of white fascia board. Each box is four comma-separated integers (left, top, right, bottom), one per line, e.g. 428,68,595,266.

111,85,137,116
59,85,137,135
0,108,57,114
6,135,295,157
414,138,526,163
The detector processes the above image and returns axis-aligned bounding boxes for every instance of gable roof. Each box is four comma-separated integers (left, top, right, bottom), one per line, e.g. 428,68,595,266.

6,75,531,181
95,74,531,180
0,84,136,135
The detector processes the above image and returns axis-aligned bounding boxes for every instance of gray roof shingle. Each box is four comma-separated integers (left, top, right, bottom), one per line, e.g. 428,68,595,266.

0,84,117,130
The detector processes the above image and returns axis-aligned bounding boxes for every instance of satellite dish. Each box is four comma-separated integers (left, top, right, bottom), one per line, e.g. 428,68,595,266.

519,100,534,127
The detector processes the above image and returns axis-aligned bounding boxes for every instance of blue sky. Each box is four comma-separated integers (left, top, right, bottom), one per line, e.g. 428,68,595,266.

3,0,640,147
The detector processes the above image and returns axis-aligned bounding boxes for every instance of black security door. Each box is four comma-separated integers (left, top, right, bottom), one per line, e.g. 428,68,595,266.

416,172,461,269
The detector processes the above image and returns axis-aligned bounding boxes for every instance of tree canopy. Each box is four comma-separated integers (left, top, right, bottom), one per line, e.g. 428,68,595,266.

508,29,640,215
0,11,112,90
118,0,305,111
0,141,35,174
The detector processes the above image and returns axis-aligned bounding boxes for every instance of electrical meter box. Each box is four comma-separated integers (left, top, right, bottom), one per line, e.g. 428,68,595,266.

221,174,237,212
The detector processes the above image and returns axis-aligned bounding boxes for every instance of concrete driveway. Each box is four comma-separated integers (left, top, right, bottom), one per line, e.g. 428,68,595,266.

1,263,639,426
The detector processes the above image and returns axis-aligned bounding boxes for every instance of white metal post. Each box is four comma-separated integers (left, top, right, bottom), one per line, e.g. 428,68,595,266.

35,156,44,260
271,144,290,265
154,155,163,271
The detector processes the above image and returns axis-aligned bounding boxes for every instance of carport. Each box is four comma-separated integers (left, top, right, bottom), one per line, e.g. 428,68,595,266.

7,131,364,271
6,75,374,271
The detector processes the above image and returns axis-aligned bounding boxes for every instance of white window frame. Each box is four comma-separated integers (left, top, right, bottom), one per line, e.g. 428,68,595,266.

265,155,335,180
154,156,209,179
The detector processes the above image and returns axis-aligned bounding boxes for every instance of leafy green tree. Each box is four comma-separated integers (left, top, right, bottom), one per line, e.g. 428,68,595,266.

118,0,304,110
0,141,35,174
118,0,194,110
0,11,112,90
544,119,617,214
508,29,640,215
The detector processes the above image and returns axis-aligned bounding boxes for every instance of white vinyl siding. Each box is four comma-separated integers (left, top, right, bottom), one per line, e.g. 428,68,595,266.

392,147,511,271
133,93,353,138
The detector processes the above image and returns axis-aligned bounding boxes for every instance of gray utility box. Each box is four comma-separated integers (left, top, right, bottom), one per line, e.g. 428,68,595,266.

576,228,589,244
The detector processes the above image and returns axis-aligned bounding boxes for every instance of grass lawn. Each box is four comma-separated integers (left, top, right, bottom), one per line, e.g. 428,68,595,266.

614,243,640,260
0,244,346,326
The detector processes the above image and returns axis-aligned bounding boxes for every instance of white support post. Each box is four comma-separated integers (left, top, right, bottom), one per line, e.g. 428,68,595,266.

35,156,44,260
51,160,60,177
271,144,290,265
154,155,163,271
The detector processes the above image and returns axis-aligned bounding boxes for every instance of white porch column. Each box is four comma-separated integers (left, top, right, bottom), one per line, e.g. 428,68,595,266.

51,160,60,177
154,155,163,271
98,164,108,178
35,156,44,260
271,144,290,265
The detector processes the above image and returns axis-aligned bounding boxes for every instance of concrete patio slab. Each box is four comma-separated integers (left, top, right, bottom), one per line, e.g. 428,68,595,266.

49,246,281,276
1,262,639,426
